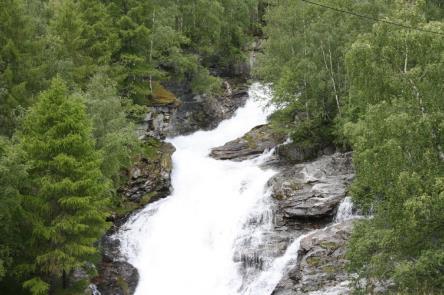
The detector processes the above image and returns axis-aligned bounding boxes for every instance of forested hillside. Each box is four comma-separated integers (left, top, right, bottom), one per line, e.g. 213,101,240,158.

0,0,262,294
258,0,444,293
2,0,444,294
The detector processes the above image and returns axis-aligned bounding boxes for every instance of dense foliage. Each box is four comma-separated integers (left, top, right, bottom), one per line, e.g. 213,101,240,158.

19,78,110,294
258,0,444,293
0,0,261,293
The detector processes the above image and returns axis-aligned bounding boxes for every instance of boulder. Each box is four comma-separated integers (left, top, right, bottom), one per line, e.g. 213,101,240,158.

210,124,286,161
276,142,317,163
97,235,139,295
276,141,337,164
269,153,354,222
272,220,355,295
96,261,139,295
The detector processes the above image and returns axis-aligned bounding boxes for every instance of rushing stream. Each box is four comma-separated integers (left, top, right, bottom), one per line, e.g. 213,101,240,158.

116,83,356,295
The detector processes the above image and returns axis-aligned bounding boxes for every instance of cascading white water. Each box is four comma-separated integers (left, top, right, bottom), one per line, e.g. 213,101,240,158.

241,233,309,295
335,196,355,223
117,83,359,295
89,284,101,295
117,83,278,295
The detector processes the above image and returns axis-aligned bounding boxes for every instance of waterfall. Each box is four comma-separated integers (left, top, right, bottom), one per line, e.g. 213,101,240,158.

244,197,359,295
117,83,278,295
89,284,101,295
241,233,309,295
335,196,355,222
116,83,358,295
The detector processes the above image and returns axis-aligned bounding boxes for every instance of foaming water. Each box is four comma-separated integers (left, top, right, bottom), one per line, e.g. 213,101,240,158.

117,83,278,295
335,196,355,223
241,233,309,295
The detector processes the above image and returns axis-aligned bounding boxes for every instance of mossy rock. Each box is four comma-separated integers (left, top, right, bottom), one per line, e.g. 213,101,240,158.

116,276,130,295
288,181,303,191
140,192,157,206
141,137,162,161
306,256,322,267
246,125,284,149
151,82,179,106
244,133,258,149
274,193,287,201
321,264,337,274
114,201,139,218
319,241,339,251
159,142,175,171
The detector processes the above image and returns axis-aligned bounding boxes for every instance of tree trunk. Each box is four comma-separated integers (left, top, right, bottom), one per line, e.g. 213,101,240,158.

320,41,341,116
62,270,67,289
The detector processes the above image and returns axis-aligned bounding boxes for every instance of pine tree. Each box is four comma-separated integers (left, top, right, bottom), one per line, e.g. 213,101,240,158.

18,78,110,294
78,0,120,68
0,0,37,136
46,0,89,87
0,137,27,283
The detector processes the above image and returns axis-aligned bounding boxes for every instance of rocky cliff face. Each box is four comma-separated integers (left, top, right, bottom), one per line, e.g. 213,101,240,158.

168,81,249,136
270,152,356,294
210,126,356,294
137,79,250,140
96,140,175,295
272,220,355,295
270,152,354,223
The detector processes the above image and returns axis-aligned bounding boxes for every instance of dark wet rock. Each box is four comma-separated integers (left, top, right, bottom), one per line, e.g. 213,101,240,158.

97,235,139,295
276,141,336,164
68,263,101,294
277,142,317,163
101,235,122,263
272,220,355,295
168,80,249,136
136,79,249,139
137,105,178,140
119,141,175,209
269,152,354,222
210,124,286,161
96,260,139,295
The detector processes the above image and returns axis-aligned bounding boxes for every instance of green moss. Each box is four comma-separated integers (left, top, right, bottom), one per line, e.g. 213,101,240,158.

322,264,338,275
306,256,322,267
114,191,159,218
244,133,258,149
151,82,178,105
140,192,157,205
114,201,139,218
320,241,339,251
274,193,286,201
141,137,161,161
117,277,129,295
